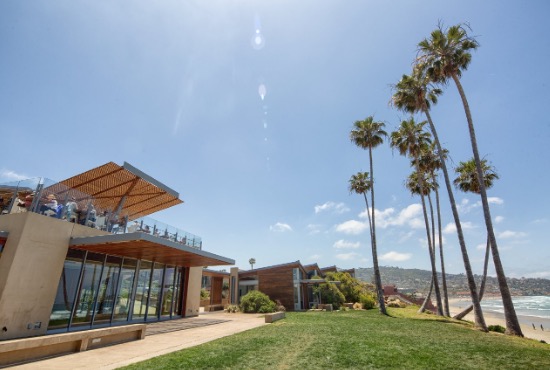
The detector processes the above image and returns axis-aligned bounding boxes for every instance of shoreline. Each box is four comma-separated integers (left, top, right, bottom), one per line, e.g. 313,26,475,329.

448,297,550,342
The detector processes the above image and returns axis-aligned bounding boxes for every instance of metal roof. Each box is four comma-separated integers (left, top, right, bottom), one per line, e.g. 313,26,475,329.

45,162,182,220
70,232,234,267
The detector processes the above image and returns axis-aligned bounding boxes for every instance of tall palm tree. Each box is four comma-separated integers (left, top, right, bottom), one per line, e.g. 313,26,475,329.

350,116,387,315
391,118,443,316
453,158,499,319
405,169,442,314
391,69,487,329
418,144,450,316
348,172,373,237
417,23,521,336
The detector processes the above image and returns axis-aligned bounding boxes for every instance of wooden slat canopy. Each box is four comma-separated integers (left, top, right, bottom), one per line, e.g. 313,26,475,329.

44,162,182,220
70,233,234,267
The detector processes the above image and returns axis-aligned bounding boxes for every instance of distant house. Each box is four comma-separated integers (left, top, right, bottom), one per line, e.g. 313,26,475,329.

225,261,353,311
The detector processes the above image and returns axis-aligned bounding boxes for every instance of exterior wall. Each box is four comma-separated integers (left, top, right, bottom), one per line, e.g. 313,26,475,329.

0,213,74,340
230,267,239,305
185,266,202,317
251,265,296,311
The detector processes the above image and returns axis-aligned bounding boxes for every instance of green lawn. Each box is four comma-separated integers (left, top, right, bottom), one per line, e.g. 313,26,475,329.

123,307,549,369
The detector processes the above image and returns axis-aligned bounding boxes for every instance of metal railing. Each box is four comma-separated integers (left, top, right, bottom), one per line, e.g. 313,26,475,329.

0,178,201,250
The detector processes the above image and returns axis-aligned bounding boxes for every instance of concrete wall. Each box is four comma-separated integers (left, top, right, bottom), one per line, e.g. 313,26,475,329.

185,266,202,317
0,213,74,340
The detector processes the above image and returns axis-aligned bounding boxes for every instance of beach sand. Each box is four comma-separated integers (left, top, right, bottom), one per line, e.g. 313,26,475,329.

448,297,550,342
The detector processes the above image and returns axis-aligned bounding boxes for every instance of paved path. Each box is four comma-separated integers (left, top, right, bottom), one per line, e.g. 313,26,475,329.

9,312,267,370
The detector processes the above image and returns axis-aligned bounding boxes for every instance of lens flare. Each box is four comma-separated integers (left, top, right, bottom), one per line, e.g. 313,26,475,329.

258,84,267,100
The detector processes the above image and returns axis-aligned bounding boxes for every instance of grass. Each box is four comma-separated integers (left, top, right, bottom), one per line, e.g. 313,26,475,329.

123,307,549,369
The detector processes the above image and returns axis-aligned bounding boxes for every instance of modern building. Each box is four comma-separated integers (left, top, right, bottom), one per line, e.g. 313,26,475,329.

226,260,349,311
0,162,234,344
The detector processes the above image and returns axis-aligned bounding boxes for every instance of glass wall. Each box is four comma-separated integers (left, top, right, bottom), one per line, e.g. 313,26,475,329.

48,249,186,333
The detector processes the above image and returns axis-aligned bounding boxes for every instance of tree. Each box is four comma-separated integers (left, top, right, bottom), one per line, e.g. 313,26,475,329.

453,158,499,319
390,118,443,316
348,172,373,243
249,258,256,270
391,69,487,330
350,117,388,315
417,23,521,336
418,143,450,316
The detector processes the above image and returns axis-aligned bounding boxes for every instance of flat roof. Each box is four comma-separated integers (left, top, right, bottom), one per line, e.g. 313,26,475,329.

45,161,183,220
70,233,234,267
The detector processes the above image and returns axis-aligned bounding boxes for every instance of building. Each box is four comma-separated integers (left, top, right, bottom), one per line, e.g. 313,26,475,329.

0,162,234,344
226,261,349,311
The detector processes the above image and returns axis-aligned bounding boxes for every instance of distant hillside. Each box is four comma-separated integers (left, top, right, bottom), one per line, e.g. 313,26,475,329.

356,266,550,296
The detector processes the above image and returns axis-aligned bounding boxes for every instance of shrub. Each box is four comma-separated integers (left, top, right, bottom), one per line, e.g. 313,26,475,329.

488,325,505,334
225,304,239,313
360,293,377,310
200,288,210,299
239,290,276,313
352,302,363,310
314,283,345,310
275,299,286,312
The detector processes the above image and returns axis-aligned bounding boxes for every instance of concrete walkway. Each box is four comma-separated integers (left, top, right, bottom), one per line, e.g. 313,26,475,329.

9,312,267,370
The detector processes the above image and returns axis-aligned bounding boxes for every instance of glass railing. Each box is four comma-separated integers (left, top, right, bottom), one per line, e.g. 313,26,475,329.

0,178,202,250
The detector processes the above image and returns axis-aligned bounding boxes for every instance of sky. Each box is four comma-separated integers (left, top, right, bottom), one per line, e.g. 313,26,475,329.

1,1,549,279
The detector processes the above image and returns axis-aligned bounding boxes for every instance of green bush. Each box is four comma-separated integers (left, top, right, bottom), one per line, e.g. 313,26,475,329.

225,304,239,313
239,290,276,313
200,288,210,299
315,283,345,310
488,325,505,334
360,293,377,309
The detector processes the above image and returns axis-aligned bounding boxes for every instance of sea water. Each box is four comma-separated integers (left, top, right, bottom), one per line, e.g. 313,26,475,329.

480,296,550,319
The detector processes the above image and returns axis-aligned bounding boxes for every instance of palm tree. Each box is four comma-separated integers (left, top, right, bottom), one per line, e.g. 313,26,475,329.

453,158,499,319
417,23,521,336
390,118,443,316
348,172,373,237
405,169,441,314
418,144,450,316
391,69,487,330
350,116,387,315
249,258,256,270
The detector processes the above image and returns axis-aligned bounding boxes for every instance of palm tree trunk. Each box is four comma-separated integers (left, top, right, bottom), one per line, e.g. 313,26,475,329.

427,192,443,313
434,184,450,316
362,193,373,237
454,236,491,320
369,146,387,315
414,159,443,316
451,73,522,337
423,107,487,331
418,276,434,313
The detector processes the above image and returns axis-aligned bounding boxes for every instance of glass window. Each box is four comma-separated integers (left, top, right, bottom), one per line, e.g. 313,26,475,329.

146,263,164,321
113,258,138,322
92,256,122,326
172,267,184,316
48,249,86,331
161,266,176,318
132,261,152,320
71,252,105,328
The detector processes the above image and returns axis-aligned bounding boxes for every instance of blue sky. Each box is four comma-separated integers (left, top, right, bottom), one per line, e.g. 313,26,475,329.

1,1,549,279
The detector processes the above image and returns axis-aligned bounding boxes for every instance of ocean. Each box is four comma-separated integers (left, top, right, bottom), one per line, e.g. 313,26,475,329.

480,296,550,320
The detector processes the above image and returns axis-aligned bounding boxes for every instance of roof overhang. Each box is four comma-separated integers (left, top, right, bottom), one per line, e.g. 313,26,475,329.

69,232,234,267
44,161,183,220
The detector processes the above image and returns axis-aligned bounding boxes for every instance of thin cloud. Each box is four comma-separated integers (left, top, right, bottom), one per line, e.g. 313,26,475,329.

335,220,369,235
314,201,349,214
498,230,527,239
333,240,360,249
335,252,359,261
306,224,323,235
379,251,412,262
443,221,475,234
0,169,29,182
494,216,504,224
269,222,292,232
360,204,423,229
